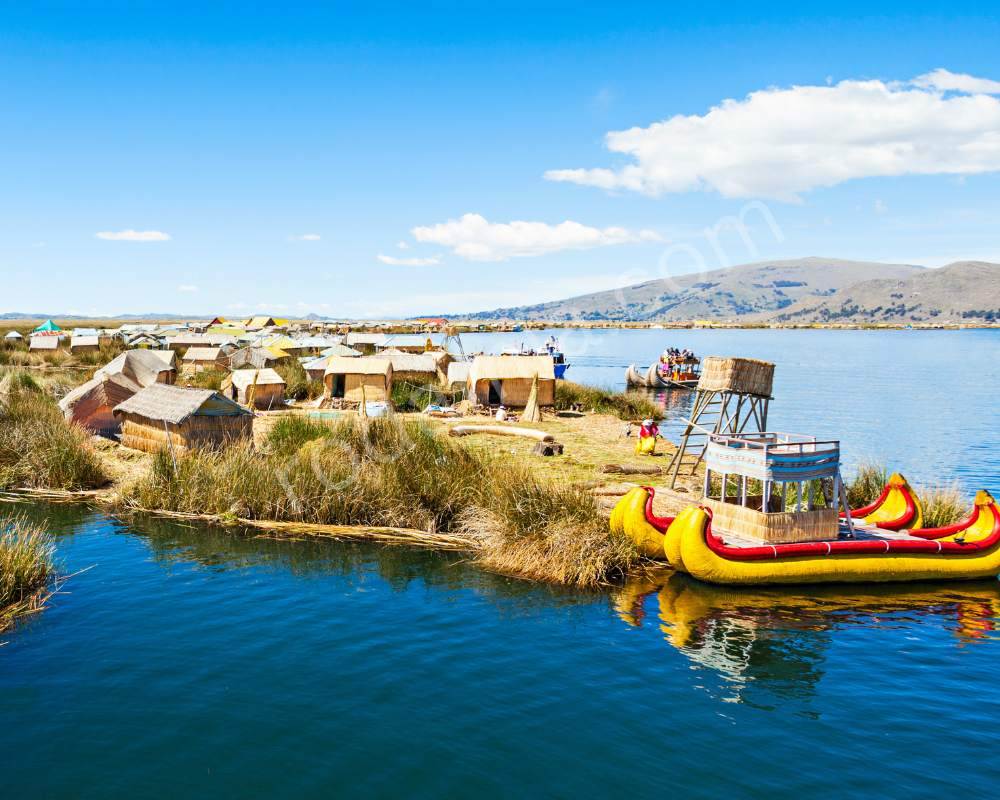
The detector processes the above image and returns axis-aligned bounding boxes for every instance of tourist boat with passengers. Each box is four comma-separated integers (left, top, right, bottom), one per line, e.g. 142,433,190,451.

610,431,1000,585
626,349,700,390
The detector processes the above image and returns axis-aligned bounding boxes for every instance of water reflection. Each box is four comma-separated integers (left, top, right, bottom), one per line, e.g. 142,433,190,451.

614,571,1000,705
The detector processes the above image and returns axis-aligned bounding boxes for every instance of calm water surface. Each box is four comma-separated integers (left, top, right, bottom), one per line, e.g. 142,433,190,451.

2,330,999,798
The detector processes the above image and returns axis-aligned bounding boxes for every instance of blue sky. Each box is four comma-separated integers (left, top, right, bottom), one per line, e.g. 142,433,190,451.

2,2,999,317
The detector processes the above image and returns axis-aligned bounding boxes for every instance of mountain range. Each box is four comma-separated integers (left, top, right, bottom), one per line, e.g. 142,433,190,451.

466,258,999,324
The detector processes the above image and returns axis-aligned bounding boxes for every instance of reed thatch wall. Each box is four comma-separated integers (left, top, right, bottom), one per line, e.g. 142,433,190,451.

704,499,837,544
118,413,253,455
472,377,555,408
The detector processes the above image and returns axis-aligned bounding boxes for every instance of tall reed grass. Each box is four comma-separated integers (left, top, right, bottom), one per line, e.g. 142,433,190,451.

555,381,662,421
122,415,638,586
0,372,107,491
0,516,53,631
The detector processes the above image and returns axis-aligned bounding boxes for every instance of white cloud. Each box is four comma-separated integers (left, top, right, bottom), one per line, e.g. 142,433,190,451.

95,230,171,242
913,69,1000,95
544,71,1000,201
178,284,199,293
290,233,321,241
378,253,441,266
874,199,888,214
396,240,410,250
410,213,662,262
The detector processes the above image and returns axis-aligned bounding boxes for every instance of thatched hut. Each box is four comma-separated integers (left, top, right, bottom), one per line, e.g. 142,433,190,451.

221,368,286,408
113,384,253,455
98,349,176,386
302,346,361,381
4,330,24,344
59,373,141,437
228,345,290,370
324,357,392,402
181,346,226,373
467,355,556,407
342,332,388,355
70,335,100,353
381,351,450,387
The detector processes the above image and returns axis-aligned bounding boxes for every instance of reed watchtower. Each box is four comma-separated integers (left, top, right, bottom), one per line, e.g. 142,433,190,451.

666,356,775,488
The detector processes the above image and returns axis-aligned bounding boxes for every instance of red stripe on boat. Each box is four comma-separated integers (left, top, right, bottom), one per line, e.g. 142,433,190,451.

642,487,674,533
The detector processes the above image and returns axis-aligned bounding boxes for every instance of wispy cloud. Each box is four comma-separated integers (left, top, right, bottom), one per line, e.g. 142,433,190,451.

378,253,441,266
545,70,1000,201
396,241,410,250
178,284,199,293
411,213,661,261
290,233,322,241
95,229,171,242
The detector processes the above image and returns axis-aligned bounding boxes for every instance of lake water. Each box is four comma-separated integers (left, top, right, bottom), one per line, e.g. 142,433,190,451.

2,329,999,798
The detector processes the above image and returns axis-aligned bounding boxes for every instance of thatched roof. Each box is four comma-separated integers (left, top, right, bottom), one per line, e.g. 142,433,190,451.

381,352,441,374
228,368,285,390
319,344,361,358
98,350,175,387
171,334,237,348
182,346,224,362
59,373,141,415
114,384,251,424
324,357,391,376
343,332,388,347
148,350,177,367
468,355,555,382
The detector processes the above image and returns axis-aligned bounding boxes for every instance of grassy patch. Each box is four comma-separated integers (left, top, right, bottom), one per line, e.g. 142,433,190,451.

919,484,967,528
0,373,108,491
555,381,661,421
121,414,638,586
185,369,227,391
274,358,324,401
846,462,890,508
0,516,54,632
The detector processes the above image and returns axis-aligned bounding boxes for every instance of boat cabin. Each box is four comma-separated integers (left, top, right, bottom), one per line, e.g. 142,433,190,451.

702,432,850,543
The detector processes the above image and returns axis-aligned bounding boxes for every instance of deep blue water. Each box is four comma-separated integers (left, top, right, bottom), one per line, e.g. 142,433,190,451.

2,330,999,798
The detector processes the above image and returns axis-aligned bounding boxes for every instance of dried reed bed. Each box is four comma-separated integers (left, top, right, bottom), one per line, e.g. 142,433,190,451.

0,372,108,491
0,515,54,633
120,415,639,587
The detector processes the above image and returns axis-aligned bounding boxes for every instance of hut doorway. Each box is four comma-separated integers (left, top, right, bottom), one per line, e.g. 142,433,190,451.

488,380,502,405
331,374,346,399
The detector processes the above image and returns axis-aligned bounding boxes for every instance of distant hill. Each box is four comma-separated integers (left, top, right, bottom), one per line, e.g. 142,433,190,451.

771,261,1000,324
0,312,187,321
466,257,924,322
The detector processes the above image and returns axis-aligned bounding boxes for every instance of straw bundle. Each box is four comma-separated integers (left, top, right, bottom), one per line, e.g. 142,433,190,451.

697,356,774,397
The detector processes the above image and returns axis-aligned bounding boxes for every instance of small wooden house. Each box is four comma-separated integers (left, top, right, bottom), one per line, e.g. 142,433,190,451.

222,368,286,409
324,357,392,403
467,355,555,408
113,384,253,455
59,373,141,437
182,346,226,373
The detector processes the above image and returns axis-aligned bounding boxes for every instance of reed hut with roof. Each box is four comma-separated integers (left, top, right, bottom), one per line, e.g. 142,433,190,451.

98,349,176,386
113,384,253,454
221,368,286,408
3,330,24,345
342,332,388,355
467,355,556,407
228,345,291,370
59,373,141,437
181,346,227,374
381,350,451,387
445,361,471,392
324,357,393,402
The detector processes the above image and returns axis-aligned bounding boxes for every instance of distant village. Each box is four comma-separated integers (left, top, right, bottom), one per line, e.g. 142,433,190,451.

4,315,563,455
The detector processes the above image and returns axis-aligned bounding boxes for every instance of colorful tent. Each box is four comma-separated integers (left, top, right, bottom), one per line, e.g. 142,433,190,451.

33,319,62,333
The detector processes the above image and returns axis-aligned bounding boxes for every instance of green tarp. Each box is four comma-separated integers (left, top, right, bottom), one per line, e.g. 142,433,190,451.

33,319,61,332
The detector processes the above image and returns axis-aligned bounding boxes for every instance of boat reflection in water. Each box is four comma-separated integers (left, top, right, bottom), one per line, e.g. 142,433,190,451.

613,571,1000,706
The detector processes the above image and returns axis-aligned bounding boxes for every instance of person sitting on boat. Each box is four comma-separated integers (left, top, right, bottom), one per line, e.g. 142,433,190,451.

635,418,660,456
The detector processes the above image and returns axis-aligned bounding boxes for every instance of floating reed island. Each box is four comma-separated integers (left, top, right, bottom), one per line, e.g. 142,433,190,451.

0,318,987,589
0,516,54,633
